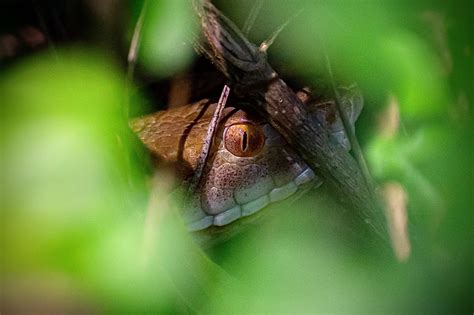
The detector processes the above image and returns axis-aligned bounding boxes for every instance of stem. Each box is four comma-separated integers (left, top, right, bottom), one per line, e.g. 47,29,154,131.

324,52,375,192
185,84,230,199
125,0,149,119
242,0,263,36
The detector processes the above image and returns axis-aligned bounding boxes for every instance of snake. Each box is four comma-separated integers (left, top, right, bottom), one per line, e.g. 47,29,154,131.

130,86,362,235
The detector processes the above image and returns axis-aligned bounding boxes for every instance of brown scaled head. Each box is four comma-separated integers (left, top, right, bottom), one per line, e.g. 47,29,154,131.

223,123,265,157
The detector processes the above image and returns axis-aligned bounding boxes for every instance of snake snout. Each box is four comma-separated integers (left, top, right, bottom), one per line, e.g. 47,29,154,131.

185,122,321,232
131,101,327,234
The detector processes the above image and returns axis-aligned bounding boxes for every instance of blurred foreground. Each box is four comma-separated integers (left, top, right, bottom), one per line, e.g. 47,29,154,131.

1,0,472,313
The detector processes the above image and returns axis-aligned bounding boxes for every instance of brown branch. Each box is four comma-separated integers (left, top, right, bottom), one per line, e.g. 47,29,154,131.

193,0,386,237
185,84,230,200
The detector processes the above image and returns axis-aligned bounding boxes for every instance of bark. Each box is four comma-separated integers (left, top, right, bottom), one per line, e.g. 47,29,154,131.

193,0,386,236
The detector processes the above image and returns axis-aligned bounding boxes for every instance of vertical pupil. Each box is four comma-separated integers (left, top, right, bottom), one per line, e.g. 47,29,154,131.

242,131,248,151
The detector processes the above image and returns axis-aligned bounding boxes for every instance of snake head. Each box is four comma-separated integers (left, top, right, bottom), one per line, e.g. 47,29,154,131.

130,100,320,234
131,86,361,238
185,105,320,232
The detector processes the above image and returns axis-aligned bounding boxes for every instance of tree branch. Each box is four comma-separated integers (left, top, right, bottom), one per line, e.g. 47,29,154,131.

193,0,386,237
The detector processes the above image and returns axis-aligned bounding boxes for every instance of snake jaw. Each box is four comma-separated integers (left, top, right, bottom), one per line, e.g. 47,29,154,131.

184,116,319,231
185,164,318,232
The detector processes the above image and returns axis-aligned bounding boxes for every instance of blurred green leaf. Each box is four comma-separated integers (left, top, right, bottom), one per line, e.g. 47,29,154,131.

134,0,197,77
1,1,471,313
1,50,175,310
379,32,448,118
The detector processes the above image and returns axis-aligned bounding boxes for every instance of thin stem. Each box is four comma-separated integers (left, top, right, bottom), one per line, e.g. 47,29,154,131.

122,0,149,190
324,52,376,194
186,84,230,200
242,0,263,36
125,0,149,119
259,9,301,53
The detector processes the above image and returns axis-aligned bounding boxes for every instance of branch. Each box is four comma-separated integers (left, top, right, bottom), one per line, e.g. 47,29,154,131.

193,0,386,237
184,84,230,203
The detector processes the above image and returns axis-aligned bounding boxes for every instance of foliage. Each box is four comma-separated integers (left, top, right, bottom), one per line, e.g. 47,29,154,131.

1,0,471,312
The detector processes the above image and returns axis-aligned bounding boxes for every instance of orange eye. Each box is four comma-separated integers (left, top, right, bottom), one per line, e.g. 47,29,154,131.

224,123,265,157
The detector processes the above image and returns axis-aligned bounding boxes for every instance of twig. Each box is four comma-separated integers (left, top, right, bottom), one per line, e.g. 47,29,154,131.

323,52,375,192
122,0,149,190
242,0,263,36
125,0,149,119
127,0,148,77
185,84,230,200
259,9,302,53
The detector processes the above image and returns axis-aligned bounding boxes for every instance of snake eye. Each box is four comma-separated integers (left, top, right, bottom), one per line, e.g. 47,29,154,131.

224,123,265,157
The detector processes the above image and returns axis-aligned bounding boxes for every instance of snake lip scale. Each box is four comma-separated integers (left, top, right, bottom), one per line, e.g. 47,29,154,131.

186,167,317,231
